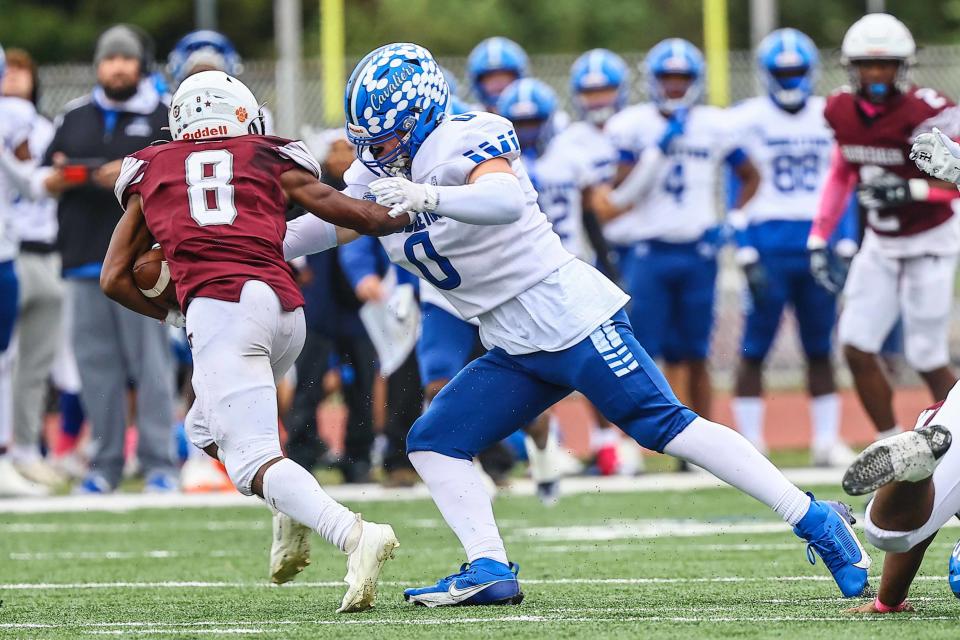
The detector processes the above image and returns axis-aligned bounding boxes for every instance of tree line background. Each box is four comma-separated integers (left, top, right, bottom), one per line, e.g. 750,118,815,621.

3,0,960,65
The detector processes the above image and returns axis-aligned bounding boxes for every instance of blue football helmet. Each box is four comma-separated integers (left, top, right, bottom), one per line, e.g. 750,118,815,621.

167,30,243,86
757,28,819,110
441,65,471,115
344,43,449,177
467,37,529,108
570,48,629,126
496,78,557,157
644,38,705,114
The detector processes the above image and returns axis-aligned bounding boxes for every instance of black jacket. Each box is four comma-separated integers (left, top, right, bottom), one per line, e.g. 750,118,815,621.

44,90,169,275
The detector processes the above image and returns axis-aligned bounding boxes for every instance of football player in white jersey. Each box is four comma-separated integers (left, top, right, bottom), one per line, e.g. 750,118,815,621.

285,42,871,607
0,43,49,497
595,39,760,428
726,29,856,466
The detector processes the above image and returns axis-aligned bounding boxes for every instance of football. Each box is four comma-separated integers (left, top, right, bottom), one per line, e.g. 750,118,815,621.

133,244,178,309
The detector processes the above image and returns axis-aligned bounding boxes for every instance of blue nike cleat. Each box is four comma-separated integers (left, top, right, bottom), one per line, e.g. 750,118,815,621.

793,495,871,597
404,558,524,607
949,538,960,598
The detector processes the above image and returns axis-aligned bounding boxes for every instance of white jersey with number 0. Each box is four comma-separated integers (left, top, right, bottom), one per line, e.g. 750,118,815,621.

603,103,738,244
343,111,627,354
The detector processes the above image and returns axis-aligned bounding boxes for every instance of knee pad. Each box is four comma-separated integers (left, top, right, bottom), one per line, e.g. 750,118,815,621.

221,436,283,496
863,499,924,554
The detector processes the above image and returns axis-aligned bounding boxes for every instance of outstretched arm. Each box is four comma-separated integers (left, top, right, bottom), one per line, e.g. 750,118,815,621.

808,145,859,248
281,168,412,236
100,195,172,322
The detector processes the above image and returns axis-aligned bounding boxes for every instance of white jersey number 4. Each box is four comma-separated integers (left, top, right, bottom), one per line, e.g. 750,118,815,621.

185,149,237,226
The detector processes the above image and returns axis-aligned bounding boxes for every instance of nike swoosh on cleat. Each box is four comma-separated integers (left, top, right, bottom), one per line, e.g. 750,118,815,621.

838,517,871,570
448,581,499,600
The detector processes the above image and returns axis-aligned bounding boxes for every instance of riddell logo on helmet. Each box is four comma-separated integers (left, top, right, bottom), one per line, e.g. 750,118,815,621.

182,125,229,140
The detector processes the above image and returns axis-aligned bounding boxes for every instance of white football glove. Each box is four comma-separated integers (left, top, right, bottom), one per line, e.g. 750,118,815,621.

369,177,439,219
163,309,186,329
911,127,960,184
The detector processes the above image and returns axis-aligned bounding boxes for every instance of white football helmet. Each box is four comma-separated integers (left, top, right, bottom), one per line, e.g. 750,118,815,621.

168,70,263,141
841,13,915,100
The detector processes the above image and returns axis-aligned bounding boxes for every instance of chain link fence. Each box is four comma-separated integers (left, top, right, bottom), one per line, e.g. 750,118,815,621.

36,45,960,389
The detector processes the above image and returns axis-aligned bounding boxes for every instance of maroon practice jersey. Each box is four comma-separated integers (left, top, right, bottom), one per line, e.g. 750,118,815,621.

824,85,955,237
115,135,321,312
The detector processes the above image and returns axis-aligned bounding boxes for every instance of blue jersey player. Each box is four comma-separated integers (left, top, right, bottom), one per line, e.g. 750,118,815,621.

287,42,871,607
596,39,761,425
727,29,858,465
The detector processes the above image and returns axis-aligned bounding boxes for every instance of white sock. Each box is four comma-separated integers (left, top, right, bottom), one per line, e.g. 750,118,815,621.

664,417,811,526
731,396,765,449
811,393,840,450
409,450,508,564
876,425,903,441
261,458,358,552
525,431,560,484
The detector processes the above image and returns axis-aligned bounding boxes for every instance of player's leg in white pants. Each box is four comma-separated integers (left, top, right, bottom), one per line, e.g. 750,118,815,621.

864,383,960,553
900,252,958,374
186,281,397,610
186,281,356,540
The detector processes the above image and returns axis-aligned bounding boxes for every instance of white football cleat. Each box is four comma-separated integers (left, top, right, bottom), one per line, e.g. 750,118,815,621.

270,512,312,584
337,516,400,613
812,442,858,468
0,458,49,497
843,424,952,496
14,458,67,487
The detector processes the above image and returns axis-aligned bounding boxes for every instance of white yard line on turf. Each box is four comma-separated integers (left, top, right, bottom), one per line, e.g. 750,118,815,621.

4,614,958,634
2,575,954,591
0,467,847,514
8,549,243,561
0,519,268,533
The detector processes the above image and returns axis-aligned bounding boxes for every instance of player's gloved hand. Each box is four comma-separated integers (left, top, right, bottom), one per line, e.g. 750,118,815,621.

735,247,767,303
808,237,854,295
369,177,439,219
911,127,960,184
163,309,186,329
656,107,688,153
857,172,911,210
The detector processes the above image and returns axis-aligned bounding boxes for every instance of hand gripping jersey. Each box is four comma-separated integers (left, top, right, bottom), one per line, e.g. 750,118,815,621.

526,122,615,262
825,85,955,238
116,135,321,312
343,111,575,321
0,96,36,261
603,103,738,244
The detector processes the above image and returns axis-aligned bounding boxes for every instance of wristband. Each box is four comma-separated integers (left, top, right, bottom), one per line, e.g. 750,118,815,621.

874,596,909,613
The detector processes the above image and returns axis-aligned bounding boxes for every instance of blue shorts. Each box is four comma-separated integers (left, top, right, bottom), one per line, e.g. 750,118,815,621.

407,309,697,459
742,252,837,360
416,302,480,386
0,260,18,352
623,240,717,362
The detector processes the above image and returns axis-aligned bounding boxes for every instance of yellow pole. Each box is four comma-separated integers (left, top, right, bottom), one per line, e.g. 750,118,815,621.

703,0,730,106
321,0,345,124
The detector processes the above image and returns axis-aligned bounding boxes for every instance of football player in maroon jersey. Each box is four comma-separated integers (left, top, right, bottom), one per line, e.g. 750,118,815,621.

101,71,412,613
807,13,960,443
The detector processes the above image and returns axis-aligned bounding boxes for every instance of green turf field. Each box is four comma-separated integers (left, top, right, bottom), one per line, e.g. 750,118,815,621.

1,484,958,639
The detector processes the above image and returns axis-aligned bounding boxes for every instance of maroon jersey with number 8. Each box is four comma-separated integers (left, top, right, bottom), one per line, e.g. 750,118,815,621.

115,135,321,312
824,85,955,237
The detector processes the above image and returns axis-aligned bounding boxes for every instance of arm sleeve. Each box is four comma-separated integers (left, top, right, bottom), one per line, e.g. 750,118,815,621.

338,234,381,289
283,214,339,260
432,171,526,225
114,155,148,207
810,145,858,243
